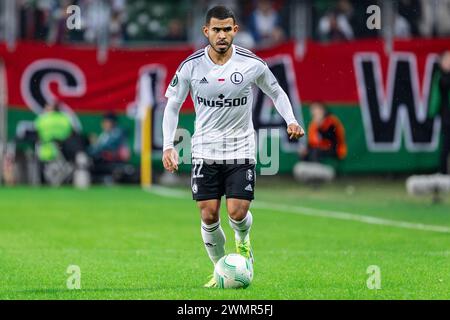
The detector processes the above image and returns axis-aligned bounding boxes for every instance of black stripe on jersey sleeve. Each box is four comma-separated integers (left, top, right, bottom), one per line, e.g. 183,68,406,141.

235,51,266,66
235,46,264,58
177,52,205,72
186,48,204,59
235,46,255,55
236,47,265,60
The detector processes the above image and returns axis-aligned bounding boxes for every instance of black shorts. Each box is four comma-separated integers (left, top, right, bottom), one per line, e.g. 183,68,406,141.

191,158,256,201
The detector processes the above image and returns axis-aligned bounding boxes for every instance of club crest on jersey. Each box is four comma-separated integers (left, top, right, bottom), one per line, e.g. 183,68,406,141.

170,74,178,87
231,72,243,84
192,183,198,194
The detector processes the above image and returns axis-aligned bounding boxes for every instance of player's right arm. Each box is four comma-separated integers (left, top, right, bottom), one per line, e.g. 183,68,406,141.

162,66,190,173
162,98,182,173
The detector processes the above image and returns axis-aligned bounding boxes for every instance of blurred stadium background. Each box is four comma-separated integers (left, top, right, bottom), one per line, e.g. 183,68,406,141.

0,0,449,299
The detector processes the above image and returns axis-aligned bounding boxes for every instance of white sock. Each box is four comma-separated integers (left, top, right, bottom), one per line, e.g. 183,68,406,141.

228,210,253,242
201,220,226,265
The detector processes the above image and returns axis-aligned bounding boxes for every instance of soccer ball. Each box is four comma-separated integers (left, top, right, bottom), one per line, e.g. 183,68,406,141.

214,253,253,289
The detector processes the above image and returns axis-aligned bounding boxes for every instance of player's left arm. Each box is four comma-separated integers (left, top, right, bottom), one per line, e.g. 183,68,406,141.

254,65,305,140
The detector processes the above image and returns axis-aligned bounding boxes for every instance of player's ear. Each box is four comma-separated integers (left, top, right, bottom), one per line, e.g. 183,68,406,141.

233,24,239,33
202,25,209,38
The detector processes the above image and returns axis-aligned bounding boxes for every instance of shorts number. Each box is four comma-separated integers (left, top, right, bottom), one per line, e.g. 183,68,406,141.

192,159,204,178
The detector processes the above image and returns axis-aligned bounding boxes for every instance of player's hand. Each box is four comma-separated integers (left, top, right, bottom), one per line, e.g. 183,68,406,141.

162,148,179,173
287,123,305,140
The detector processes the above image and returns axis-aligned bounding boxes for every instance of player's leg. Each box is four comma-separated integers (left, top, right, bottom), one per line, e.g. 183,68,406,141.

226,198,253,263
197,199,226,265
198,200,225,288
224,160,255,263
227,198,252,241
191,158,225,287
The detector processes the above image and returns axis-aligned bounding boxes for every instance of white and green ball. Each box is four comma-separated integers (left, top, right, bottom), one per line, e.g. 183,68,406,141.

214,253,253,289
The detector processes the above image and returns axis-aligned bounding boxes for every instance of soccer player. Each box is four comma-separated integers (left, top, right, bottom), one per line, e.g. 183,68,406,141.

162,5,304,288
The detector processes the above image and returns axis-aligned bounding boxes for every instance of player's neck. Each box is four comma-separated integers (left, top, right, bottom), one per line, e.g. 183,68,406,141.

207,46,233,66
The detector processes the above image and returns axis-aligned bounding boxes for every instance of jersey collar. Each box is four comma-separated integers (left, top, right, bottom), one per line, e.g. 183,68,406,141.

205,44,235,67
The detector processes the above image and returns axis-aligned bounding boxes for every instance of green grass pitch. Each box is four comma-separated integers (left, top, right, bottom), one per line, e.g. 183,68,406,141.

0,178,449,299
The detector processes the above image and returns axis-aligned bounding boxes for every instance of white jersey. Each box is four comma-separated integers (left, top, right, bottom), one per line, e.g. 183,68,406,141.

164,44,297,161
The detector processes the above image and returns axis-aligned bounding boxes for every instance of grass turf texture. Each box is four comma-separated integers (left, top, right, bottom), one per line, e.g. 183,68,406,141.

0,179,449,299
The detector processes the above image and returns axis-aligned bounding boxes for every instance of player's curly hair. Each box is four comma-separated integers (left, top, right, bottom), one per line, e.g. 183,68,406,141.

205,5,236,25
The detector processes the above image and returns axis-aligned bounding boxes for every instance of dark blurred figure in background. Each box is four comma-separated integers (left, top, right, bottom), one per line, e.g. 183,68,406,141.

18,0,71,43
300,102,347,162
247,0,285,46
317,0,354,42
162,18,186,42
88,112,130,183
18,0,52,40
398,0,422,37
428,50,450,174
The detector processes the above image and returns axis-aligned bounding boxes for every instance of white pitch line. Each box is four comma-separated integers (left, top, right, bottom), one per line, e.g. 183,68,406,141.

145,185,188,199
145,185,450,234
252,202,450,234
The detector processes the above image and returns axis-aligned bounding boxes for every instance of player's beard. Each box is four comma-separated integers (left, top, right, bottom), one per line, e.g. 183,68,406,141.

211,39,232,55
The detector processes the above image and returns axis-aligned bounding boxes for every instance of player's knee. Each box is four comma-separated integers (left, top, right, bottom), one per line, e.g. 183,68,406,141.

227,199,250,221
201,210,219,225
198,202,220,225
227,206,248,221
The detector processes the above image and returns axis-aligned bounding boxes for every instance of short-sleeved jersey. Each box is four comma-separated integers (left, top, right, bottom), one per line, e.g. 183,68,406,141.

165,44,280,161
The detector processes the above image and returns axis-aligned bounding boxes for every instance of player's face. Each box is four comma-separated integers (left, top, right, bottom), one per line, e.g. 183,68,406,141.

203,17,238,54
